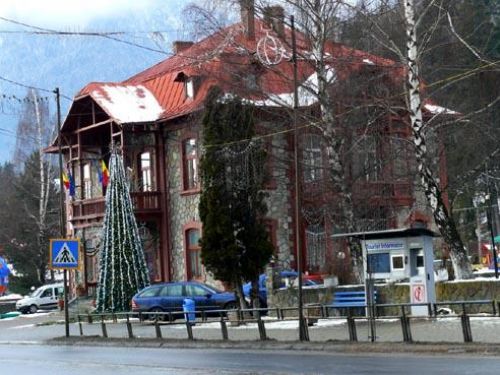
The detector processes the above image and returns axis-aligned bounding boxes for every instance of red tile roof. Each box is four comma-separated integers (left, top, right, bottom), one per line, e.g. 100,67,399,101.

70,18,407,126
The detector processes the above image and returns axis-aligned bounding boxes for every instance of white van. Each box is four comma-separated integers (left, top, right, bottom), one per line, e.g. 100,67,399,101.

16,283,64,314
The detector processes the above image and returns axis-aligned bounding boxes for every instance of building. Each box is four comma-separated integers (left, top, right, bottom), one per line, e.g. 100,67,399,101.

47,2,448,295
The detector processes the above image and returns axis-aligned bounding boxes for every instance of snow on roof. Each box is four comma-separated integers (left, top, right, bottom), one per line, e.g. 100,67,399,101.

250,66,336,108
90,84,164,124
424,103,458,115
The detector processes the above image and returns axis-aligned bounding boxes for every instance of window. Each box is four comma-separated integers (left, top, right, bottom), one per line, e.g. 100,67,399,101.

140,152,153,192
182,138,199,190
391,255,405,270
305,224,326,272
367,253,390,273
186,228,202,279
139,286,161,298
416,255,424,268
186,284,208,297
40,288,53,298
185,78,194,99
303,134,323,182
159,284,183,297
354,136,381,181
83,163,92,198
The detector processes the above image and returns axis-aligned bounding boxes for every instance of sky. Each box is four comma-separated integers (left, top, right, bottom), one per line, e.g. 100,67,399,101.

0,0,196,162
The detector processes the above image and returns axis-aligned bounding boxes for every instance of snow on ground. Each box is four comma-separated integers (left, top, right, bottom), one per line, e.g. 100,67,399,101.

0,294,22,300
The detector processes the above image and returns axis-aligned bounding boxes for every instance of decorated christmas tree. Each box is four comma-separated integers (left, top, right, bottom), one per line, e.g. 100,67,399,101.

96,147,150,312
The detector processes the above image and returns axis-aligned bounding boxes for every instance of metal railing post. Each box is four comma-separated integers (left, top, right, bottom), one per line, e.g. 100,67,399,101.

257,318,267,341
400,306,412,343
186,321,194,340
347,315,357,342
461,314,473,342
101,315,107,338
126,314,134,339
78,315,83,336
155,316,162,339
220,319,228,340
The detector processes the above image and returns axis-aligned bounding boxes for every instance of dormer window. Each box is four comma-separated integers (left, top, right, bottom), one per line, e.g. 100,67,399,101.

185,78,194,99
174,72,197,100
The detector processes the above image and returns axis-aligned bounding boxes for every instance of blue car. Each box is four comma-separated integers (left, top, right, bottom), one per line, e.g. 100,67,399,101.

243,271,317,307
131,281,237,316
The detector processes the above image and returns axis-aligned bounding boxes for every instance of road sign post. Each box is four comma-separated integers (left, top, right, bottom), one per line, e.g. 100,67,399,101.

50,238,81,338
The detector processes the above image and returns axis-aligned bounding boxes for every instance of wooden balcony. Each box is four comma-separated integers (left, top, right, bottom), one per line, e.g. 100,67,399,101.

131,191,162,213
71,191,162,226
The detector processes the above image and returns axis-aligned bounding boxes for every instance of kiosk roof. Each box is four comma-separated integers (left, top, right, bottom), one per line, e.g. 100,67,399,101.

331,227,439,240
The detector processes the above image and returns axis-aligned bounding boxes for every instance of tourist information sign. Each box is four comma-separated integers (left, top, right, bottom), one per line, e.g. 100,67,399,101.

50,239,81,270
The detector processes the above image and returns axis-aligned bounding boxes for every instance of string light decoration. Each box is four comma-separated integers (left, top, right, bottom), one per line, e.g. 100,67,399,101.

256,30,289,66
96,146,150,312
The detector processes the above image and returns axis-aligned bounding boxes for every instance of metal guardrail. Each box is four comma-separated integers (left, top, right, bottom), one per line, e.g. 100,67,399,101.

75,300,500,344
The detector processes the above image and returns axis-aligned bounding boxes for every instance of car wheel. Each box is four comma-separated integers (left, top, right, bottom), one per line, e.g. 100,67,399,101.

224,301,238,310
149,307,165,321
29,304,37,314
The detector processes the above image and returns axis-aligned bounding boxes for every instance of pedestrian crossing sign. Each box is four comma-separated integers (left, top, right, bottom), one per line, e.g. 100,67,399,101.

50,239,81,270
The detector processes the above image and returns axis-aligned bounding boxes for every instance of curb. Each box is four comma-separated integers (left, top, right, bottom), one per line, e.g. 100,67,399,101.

46,336,500,357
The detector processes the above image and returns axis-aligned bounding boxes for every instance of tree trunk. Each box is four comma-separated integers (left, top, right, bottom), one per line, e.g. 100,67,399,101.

403,0,473,279
306,2,360,281
250,278,261,317
234,279,248,311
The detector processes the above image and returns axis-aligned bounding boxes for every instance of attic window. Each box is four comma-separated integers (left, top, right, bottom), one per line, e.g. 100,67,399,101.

174,72,196,100
185,78,194,99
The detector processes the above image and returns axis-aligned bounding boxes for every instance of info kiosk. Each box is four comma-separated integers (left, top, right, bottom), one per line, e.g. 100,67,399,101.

336,228,438,316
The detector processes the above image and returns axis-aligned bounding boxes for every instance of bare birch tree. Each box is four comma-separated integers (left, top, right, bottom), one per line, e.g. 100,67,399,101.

402,0,473,278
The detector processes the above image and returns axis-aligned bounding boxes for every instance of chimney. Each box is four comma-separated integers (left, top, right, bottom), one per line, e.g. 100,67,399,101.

263,6,285,38
240,0,255,40
172,41,194,54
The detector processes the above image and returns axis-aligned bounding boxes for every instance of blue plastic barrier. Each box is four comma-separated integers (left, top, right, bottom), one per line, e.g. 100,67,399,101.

183,298,196,324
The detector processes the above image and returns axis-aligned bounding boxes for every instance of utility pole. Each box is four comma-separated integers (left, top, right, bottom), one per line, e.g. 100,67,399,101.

54,87,70,337
291,15,308,342
486,164,499,279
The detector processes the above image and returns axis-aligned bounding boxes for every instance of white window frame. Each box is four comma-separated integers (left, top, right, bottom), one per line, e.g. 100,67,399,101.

186,78,194,99
83,163,92,199
303,133,323,183
390,254,405,271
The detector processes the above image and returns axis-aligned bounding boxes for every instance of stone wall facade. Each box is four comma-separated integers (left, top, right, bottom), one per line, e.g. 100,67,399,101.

165,120,295,284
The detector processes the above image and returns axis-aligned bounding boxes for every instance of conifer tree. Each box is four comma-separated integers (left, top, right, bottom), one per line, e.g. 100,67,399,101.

199,87,273,308
96,148,150,312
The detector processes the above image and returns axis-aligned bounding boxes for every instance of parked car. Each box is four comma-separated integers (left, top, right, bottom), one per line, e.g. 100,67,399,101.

16,283,64,314
131,281,237,318
243,271,318,307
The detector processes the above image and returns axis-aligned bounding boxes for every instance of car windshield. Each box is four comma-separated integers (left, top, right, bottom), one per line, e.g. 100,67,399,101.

30,287,43,297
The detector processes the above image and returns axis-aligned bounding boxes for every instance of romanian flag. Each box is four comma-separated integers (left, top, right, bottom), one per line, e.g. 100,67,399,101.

101,160,109,188
62,171,75,196
62,171,70,190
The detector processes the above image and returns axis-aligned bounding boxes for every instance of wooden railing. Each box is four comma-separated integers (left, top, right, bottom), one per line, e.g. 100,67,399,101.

131,191,161,212
71,191,162,222
72,197,106,220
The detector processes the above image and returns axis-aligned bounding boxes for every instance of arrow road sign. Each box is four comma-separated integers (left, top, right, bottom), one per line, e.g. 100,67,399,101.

50,239,80,270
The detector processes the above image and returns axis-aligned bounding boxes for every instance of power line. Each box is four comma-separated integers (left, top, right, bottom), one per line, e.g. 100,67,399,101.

0,29,178,36
0,16,170,55
0,75,72,101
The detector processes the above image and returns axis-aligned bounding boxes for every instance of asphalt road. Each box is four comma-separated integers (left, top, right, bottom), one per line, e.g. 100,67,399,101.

1,343,500,374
